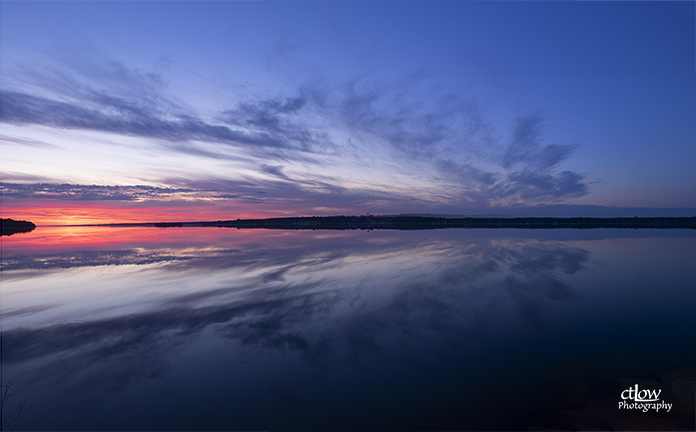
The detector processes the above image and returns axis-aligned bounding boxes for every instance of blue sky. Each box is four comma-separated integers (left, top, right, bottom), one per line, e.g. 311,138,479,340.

2,1,695,222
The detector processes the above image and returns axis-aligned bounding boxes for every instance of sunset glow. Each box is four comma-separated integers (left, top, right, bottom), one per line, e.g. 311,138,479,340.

2,1,695,223
1,224,305,254
2,200,281,226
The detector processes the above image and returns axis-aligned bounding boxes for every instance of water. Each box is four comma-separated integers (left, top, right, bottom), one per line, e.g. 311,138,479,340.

2,226,695,430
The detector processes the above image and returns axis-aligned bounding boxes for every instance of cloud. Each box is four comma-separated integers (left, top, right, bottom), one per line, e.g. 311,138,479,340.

0,176,425,217
4,59,589,209
502,113,577,172
1,135,58,149
491,170,588,203
491,114,588,204
165,176,421,212
2,90,279,150
260,164,292,180
0,183,196,201
3,61,332,161
302,75,497,159
297,77,588,206
219,95,332,154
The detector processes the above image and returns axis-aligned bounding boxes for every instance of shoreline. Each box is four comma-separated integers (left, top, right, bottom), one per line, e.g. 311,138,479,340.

33,215,696,230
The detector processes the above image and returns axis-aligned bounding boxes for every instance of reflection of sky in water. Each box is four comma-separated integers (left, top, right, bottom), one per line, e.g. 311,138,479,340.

2,227,696,430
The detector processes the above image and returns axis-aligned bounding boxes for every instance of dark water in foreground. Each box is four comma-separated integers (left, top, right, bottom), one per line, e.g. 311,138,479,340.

1,226,695,430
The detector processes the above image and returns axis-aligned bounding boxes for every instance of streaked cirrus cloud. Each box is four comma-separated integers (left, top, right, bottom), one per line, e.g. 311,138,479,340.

3,56,588,215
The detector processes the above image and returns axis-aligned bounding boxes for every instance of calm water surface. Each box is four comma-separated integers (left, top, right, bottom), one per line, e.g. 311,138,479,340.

1,226,695,430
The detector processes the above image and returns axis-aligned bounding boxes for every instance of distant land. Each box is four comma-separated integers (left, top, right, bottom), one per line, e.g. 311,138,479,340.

0,218,37,236
65,215,696,230
402,205,696,218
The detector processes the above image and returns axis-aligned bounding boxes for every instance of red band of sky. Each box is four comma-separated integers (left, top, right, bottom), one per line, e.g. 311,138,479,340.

2,198,290,226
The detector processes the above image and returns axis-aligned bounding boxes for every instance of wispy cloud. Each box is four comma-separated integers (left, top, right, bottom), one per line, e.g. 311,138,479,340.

2,90,286,151
0,179,422,217
503,114,575,171
3,59,589,210
4,61,331,161
296,77,587,206
493,114,588,204
0,183,197,201
219,96,332,154
1,134,58,149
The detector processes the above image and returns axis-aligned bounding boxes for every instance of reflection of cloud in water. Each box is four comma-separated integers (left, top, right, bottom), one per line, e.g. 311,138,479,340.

1,248,222,271
5,235,589,381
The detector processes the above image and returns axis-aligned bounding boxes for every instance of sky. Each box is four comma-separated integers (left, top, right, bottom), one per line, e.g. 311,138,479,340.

1,0,695,225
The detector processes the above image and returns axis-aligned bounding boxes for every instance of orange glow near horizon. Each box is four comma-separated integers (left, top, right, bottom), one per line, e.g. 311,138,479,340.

1,224,323,254
2,225,229,252
1,199,285,226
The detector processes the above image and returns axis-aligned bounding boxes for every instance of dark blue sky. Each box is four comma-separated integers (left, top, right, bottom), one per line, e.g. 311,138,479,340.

2,1,695,221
